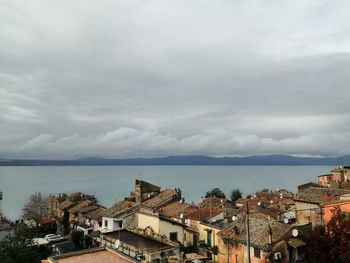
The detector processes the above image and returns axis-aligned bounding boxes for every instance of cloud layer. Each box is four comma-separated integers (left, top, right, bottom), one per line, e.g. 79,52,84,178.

1,0,350,159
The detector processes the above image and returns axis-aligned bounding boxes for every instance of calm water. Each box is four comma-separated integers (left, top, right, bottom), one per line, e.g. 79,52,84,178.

0,166,332,220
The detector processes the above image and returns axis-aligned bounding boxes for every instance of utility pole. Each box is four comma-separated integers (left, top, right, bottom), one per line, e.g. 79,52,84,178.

226,238,230,263
245,201,251,263
320,206,324,226
0,191,3,217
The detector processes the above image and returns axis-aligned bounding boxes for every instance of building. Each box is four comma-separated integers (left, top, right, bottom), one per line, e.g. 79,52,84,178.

134,180,161,203
318,166,350,187
322,199,350,224
294,187,350,226
48,192,102,235
198,220,230,262
100,180,184,232
318,174,333,186
136,211,195,247
95,228,181,262
218,218,310,263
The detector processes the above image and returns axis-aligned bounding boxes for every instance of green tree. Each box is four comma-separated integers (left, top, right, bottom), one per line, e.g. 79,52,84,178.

22,192,48,226
230,189,242,202
205,188,226,198
259,188,269,193
0,224,45,263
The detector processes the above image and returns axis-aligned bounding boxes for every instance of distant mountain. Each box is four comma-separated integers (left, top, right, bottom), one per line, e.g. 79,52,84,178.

0,155,350,166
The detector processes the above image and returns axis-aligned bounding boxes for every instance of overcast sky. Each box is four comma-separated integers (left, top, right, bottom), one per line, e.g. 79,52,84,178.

1,0,350,159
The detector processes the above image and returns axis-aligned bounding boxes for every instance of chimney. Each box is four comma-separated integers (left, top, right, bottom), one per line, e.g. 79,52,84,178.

268,225,272,245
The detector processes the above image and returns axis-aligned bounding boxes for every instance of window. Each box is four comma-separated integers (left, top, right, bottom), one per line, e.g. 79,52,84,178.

274,252,282,260
254,247,261,258
104,220,108,227
207,231,212,246
119,221,123,228
170,232,178,242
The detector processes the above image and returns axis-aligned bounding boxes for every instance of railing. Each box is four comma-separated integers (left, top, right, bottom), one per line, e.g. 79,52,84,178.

100,236,144,260
130,227,180,247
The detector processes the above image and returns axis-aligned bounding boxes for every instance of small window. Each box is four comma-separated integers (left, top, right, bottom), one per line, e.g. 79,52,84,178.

254,247,261,258
170,232,178,242
104,220,108,227
274,252,282,260
119,221,123,228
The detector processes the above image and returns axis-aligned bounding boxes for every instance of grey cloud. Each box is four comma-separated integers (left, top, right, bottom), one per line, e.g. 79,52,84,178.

1,0,350,159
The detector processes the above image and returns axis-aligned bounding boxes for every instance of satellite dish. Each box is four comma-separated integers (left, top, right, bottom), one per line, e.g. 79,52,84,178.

283,218,289,224
292,229,298,237
232,216,237,221
180,213,184,219
257,202,261,206
114,239,120,249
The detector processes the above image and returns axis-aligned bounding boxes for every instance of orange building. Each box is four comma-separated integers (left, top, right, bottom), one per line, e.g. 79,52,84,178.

318,174,333,186
318,166,350,186
322,199,350,224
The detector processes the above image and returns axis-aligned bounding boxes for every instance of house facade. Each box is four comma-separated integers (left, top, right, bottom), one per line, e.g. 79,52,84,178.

217,218,310,263
322,199,350,224
136,211,194,247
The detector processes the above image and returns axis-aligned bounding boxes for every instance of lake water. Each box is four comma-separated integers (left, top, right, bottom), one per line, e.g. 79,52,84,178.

0,166,332,220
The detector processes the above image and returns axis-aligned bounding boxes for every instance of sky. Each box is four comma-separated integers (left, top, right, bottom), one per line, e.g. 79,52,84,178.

1,0,350,159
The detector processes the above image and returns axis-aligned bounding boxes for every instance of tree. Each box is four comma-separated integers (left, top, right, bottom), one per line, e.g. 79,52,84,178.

22,192,48,226
205,188,226,198
259,188,269,193
307,207,350,263
0,224,47,263
230,189,242,202
71,230,85,248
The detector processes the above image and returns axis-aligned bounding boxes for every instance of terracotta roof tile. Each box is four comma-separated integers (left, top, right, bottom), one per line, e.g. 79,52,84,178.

58,200,76,210
294,187,350,204
159,202,190,218
68,200,94,214
102,200,137,218
287,237,306,248
185,207,224,222
83,207,106,221
219,218,292,250
141,188,178,209
198,197,232,209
